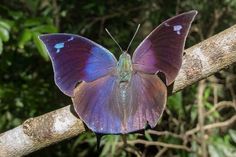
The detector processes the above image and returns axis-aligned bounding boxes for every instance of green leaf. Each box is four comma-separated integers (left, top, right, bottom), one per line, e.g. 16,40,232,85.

24,0,40,13
33,32,49,61
24,18,42,27
145,132,153,141
168,92,183,116
111,136,119,155
204,87,211,99
205,102,220,119
0,26,9,42
208,144,221,157
0,38,2,55
229,129,236,143
8,10,24,20
18,29,32,49
0,21,11,31
209,135,236,157
100,136,112,157
190,105,198,123
31,25,58,33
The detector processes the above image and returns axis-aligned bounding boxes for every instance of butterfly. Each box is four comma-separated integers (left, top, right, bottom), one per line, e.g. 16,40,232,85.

39,10,197,134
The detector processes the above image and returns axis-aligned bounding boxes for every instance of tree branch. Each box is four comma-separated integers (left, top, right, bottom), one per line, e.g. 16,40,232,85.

0,25,236,157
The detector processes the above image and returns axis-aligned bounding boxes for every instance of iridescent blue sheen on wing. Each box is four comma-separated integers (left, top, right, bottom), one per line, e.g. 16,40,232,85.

73,72,167,134
132,10,197,85
39,34,117,96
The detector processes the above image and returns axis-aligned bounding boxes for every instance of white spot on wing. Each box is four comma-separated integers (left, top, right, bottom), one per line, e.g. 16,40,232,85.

173,25,183,35
164,23,170,27
53,36,74,53
54,43,64,53
67,36,74,42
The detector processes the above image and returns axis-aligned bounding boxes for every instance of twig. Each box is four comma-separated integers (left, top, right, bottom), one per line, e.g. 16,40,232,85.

165,108,179,126
208,76,219,105
123,144,142,157
89,6,149,21
205,101,235,116
175,0,180,14
213,84,218,105
52,0,60,29
186,115,236,136
82,5,151,33
146,130,183,139
229,85,236,106
207,9,225,38
127,139,192,152
155,147,168,157
197,80,207,157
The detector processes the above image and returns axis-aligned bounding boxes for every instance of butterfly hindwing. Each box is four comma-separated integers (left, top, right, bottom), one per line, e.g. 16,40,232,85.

72,75,121,134
128,72,167,131
132,10,197,85
72,72,167,134
39,34,117,96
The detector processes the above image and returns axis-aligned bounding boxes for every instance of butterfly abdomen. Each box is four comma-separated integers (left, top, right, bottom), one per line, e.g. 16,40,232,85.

118,81,132,131
118,82,131,105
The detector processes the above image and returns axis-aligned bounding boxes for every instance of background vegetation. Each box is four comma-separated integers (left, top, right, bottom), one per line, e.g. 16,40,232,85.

0,0,236,156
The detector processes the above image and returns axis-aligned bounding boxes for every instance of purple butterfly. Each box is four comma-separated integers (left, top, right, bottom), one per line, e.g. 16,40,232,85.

39,10,197,134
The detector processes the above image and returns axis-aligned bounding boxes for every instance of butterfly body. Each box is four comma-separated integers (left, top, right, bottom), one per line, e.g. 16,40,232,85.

39,11,197,134
117,52,134,131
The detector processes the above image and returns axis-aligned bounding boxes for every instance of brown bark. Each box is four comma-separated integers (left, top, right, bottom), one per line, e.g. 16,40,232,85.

0,25,236,157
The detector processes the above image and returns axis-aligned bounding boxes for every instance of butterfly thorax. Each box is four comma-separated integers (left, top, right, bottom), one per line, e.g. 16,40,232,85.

117,52,133,83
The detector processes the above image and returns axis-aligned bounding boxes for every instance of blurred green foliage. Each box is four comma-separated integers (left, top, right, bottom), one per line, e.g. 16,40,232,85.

0,0,236,156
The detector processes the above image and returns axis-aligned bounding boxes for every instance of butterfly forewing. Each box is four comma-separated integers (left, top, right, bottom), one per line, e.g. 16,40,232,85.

39,34,117,96
132,10,197,85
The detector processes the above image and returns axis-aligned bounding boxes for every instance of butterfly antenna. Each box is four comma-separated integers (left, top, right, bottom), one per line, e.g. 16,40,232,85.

105,28,123,52
126,24,140,52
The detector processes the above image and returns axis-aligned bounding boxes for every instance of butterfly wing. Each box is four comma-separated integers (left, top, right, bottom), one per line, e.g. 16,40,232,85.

73,72,167,134
128,72,167,131
73,75,121,134
132,10,197,85
39,34,117,96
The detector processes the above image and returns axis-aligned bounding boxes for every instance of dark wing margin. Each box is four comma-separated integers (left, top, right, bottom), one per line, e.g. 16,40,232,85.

132,10,197,85
39,34,117,96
